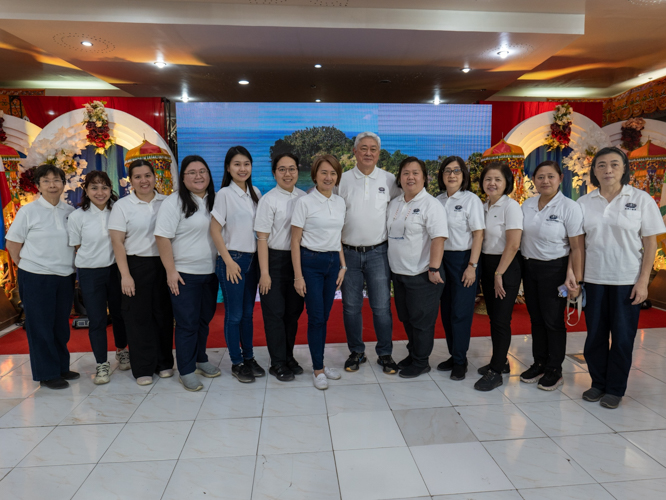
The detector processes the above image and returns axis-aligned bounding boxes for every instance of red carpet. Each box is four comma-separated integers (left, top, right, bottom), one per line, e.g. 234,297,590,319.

2,299,666,355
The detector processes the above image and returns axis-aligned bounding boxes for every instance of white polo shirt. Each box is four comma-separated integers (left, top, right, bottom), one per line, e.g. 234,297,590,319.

154,192,217,275
291,188,346,252
254,185,306,251
578,185,666,285
7,196,75,276
387,188,448,276
339,166,401,247
482,195,524,255
68,205,115,269
108,191,166,257
436,189,485,251
521,191,584,261
211,182,262,253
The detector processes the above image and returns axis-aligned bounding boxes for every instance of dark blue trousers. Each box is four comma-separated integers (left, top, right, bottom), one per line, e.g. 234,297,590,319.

440,249,478,365
170,272,218,375
18,269,75,381
78,264,127,364
584,283,641,397
301,248,340,371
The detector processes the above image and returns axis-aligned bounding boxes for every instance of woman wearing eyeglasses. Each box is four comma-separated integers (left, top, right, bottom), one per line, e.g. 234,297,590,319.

155,156,220,391
388,157,448,379
435,156,485,381
255,153,307,382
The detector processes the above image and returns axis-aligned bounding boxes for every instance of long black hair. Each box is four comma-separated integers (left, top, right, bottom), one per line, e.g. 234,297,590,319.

178,155,215,218
80,171,118,211
221,146,259,204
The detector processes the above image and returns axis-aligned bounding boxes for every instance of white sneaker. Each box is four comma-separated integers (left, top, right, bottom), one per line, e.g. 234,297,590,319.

324,366,341,380
137,376,153,386
313,372,328,390
158,369,174,378
116,349,130,371
94,362,111,385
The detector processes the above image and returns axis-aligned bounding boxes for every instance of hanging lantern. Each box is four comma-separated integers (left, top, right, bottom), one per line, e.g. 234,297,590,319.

480,139,526,203
124,140,174,195
0,144,23,209
628,140,666,205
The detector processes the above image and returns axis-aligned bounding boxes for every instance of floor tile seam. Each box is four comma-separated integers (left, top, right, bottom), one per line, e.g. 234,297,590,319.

60,391,149,427
615,431,666,469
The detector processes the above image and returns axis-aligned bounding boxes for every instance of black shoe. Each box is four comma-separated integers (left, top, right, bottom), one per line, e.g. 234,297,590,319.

450,363,468,381
520,362,545,383
40,378,69,390
474,368,503,391
582,387,604,402
437,357,454,372
344,352,367,372
60,370,80,380
377,355,399,374
397,355,413,370
245,358,265,377
231,363,255,383
269,364,295,382
286,358,304,375
477,360,510,376
398,364,431,379
537,369,563,391
600,394,622,409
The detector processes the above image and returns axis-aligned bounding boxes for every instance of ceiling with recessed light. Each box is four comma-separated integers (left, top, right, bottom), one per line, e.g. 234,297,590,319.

0,0,665,104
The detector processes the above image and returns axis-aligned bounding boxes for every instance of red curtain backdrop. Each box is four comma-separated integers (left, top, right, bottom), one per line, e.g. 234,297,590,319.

19,96,166,139
480,101,604,146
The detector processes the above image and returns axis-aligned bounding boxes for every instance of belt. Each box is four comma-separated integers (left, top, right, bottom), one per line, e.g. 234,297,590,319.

343,241,388,253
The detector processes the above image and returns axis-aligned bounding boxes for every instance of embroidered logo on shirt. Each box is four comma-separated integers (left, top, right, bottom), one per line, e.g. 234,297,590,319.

454,205,463,211
379,187,385,193
625,203,637,210
412,208,420,214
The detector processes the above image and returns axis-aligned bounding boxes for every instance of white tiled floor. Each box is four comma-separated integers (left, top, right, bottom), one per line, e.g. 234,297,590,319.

1,329,666,499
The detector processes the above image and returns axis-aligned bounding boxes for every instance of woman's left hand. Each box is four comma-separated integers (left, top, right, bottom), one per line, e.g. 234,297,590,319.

630,281,649,305
336,268,346,290
494,274,506,299
429,270,444,284
461,266,477,288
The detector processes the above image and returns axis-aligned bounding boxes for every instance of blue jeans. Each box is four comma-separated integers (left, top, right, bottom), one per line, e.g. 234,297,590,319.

584,283,641,397
301,248,340,370
440,250,477,365
78,264,127,364
341,242,393,356
216,253,258,365
171,273,218,375
18,269,75,381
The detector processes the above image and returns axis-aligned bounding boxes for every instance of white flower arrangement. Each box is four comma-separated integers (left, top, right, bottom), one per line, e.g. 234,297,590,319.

562,130,612,191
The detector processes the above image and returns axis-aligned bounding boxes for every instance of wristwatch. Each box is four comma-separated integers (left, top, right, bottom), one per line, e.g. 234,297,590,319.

468,262,478,268
494,271,503,277
428,267,439,273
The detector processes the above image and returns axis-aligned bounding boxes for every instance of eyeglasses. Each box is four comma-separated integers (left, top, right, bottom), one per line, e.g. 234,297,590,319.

444,169,462,176
40,178,64,186
276,167,298,174
184,169,208,177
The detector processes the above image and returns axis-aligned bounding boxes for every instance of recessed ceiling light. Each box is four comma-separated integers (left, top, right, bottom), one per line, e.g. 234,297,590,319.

81,41,93,47
238,80,249,85
461,68,471,73
433,97,441,105
314,64,322,68
497,50,510,59
315,99,321,102
181,94,190,102
154,61,167,68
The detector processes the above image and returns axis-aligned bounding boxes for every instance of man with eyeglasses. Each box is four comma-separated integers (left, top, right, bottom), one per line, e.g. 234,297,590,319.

338,132,401,375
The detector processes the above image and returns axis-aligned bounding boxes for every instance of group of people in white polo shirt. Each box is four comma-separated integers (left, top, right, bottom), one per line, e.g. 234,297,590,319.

6,131,663,409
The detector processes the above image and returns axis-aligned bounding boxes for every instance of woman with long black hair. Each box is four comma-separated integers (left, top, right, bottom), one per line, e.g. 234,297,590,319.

155,155,220,391
210,146,264,384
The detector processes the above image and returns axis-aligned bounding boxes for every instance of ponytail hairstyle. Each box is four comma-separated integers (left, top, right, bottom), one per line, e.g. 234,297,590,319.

178,155,215,218
221,145,259,204
80,171,118,211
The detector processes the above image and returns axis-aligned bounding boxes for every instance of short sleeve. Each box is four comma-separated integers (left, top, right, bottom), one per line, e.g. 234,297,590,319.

154,197,181,239
467,194,486,232
564,201,584,238
505,200,524,230
254,195,274,233
108,203,128,232
67,210,83,246
6,206,29,244
639,192,666,237
426,200,449,239
210,189,227,227
291,197,307,229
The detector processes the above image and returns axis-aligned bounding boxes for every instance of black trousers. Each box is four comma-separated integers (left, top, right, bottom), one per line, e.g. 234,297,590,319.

260,249,305,367
481,252,522,373
522,256,568,371
393,270,444,369
122,256,174,378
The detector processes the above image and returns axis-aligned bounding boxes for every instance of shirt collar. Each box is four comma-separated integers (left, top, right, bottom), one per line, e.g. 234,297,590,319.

276,185,298,197
89,203,109,214
590,185,632,199
538,190,563,208
37,195,67,210
230,181,250,198
129,191,160,204
443,189,464,200
399,187,427,203
312,187,334,203
485,194,507,210
352,165,379,179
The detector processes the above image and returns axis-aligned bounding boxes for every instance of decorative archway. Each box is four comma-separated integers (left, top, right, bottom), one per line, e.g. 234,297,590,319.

1,114,42,156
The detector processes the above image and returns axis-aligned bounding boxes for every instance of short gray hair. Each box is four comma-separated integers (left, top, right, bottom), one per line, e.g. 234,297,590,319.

354,132,381,149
